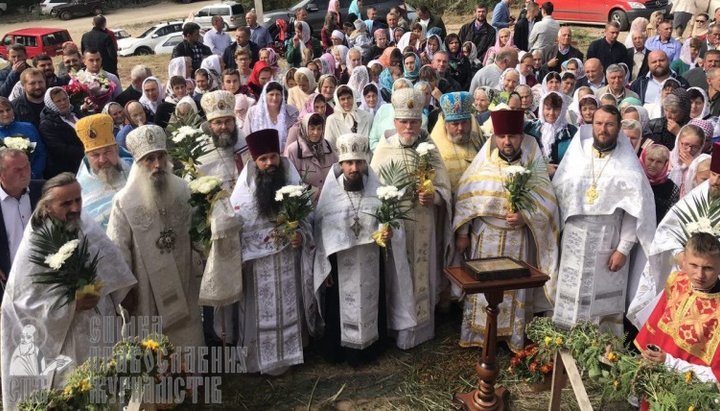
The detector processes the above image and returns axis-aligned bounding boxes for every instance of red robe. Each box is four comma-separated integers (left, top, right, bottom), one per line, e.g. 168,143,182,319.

635,271,720,381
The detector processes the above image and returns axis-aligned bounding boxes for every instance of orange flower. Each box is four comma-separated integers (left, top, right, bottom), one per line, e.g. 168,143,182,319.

529,362,538,373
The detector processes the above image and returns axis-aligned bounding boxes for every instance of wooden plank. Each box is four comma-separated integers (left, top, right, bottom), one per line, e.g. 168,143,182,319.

548,350,567,411
559,350,593,411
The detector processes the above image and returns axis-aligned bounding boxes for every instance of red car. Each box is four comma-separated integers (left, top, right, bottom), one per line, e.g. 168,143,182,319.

0,28,72,58
551,0,671,31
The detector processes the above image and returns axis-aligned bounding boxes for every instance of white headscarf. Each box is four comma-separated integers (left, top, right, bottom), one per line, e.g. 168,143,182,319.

538,91,569,159
497,68,520,92
333,84,359,130
359,83,385,115
249,81,293,149
668,124,705,189
297,21,311,57
345,47,363,72
688,86,710,119
139,76,165,114
332,45,349,68
347,66,370,101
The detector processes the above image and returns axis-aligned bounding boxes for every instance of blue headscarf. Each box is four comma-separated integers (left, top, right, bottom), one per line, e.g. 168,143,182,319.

403,52,421,82
379,68,394,92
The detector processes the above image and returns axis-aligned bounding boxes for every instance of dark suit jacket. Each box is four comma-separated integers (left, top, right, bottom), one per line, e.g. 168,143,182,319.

0,179,44,280
223,41,260,70
513,17,530,52
626,47,649,81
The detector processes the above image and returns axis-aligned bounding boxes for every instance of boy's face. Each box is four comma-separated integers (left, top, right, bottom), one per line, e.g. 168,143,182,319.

685,249,720,291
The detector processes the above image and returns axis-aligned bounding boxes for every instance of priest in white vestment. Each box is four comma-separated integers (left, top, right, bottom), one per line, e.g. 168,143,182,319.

453,110,560,352
313,133,405,364
1,173,136,410
75,113,132,231
106,125,205,348
552,105,656,336
430,91,486,194
228,128,314,375
628,144,720,328
197,90,250,191
370,88,454,350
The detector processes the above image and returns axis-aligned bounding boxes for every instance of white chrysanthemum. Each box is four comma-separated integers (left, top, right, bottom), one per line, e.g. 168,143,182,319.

686,222,700,234
3,137,31,151
189,176,221,194
697,217,713,229
377,186,401,201
275,192,284,202
44,239,79,270
416,142,436,156
503,165,527,177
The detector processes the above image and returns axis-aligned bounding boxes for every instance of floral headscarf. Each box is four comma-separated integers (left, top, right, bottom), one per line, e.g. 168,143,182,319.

44,87,77,125
319,53,336,75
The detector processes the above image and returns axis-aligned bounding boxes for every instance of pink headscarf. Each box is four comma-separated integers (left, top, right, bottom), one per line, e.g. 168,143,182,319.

640,144,671,185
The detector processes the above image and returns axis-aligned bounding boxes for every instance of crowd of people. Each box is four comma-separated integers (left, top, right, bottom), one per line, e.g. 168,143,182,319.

1,0,720,407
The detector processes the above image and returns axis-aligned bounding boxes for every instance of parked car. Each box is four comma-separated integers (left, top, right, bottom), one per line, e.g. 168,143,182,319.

51,0,103,21
154,34,183,54
260,0,416,38
111,29,132,41
551,0,671,31
40,0,68,15
117,21,184,57
193,2,245,30
0,28,72,58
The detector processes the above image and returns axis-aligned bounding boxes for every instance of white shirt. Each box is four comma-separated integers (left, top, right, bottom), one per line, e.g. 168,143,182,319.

644,75,666,104
203,29,232,56
0,185,31,264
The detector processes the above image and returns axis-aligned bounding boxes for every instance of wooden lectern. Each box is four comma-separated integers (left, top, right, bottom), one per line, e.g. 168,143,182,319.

445,264,550,411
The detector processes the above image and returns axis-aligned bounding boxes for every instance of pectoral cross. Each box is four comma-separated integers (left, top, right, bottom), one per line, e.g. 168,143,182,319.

350,216,362,239
585,184,598,205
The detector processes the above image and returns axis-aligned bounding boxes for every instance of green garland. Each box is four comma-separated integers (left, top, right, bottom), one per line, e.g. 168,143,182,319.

526,318,720,411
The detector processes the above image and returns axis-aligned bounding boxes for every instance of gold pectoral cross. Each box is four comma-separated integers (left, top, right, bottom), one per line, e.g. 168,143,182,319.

585,184,598,205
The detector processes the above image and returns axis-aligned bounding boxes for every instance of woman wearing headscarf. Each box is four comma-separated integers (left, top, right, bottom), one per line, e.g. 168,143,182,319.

288,67,318,111
514,84,537,121
234,94,254,131
348,20,372,54
359,83,385,116
328,0,341,24
200,55,223,89
166,56,192,93
495,68,520,106
378,46,397,68
622,104,652,141
462,41,482,74
445,34,471,89
258,47,280,77
317,74,338,107
688,86,710,119
420,34,443,65
483,28,517,66
575,94,599,126
287,21,319,68
639,144,679,223
286,93,333,149
285,113,338,204
243,81,299,152
331,45,349,73
167,95,199,129
369,78,414,151
523,91,576,176
341,47,364,84
668,123,706,196
346,66,370,102
324,84,373,150
402,51,421,83
561,57,585,80
102,101,125,137
685,154,711,193
321,11,341,50
241,61,274,100
319,53,338,76
139,76,164,121
39,87,83,178
348,0,362,19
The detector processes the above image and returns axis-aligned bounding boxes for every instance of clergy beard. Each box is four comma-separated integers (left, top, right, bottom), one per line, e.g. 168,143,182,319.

133,162,182,211
343,173,364,192
64,212,82,231
449,131,471,145
212,129,238,149
592,138,617,152
93,163,124,186
255,161,287,219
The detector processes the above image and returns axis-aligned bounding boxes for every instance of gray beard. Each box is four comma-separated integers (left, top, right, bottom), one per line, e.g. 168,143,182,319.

93,163,124,186
213,131,237,149
449,132,471,145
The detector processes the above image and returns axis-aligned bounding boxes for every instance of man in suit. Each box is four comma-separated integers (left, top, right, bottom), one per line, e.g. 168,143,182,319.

0,149,43,286
627,30,650,81
513,1,538,52
223,26,260,70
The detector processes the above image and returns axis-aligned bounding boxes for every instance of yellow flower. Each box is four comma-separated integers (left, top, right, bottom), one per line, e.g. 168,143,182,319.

688,406,695,411
420,179,435,195
685,371,694,383
613,380,620,390
606,352,619,362
76,282,102,300
555,336,564,346
544,336,553,346
78,377,91,392
372,226,389,248
286,221,299,230
63,385,73,397
142,338,160,352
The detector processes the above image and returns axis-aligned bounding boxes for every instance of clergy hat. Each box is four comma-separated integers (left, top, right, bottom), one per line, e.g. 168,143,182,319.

75,114,116,153
336,133,369,163
246,129,280,160
392,88,424,120
712,142,720,174
201,90,235,121
440,92,473,122
491,110,525,135
126,125,167,160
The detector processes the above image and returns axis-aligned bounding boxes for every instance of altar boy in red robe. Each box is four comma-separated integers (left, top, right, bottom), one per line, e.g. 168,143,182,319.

635,232,720,383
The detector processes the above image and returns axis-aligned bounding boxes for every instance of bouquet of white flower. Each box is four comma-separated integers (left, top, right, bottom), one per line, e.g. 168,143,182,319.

670,194,720,246
28,219,101,309
370,185,411,247
188,176,228,255
415,142,437,196
272,185,313,247
168,125,212,179
1,136,36,155
503,160,543,213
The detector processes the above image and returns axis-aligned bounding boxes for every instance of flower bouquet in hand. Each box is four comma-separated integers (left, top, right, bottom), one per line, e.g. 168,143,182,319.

188,176,228,256
168,125,212,179
28,219,101,309
271,184,313,247
502,160,543,213
415,142,437,196
370,185,411,248
65,70,116,114
1,136,36,156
